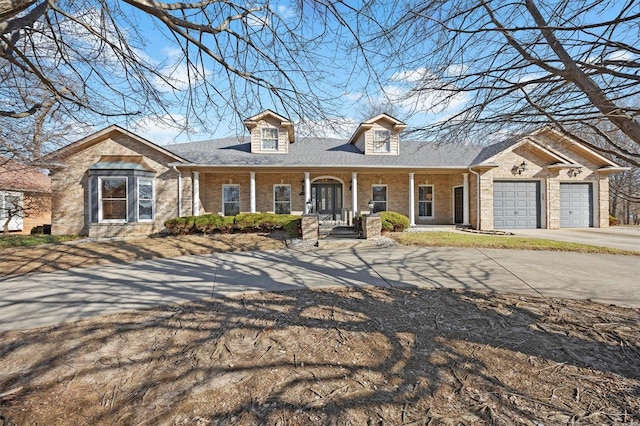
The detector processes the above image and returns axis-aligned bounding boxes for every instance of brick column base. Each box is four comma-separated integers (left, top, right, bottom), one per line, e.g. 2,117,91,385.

362,214,381,239
301,214,319,240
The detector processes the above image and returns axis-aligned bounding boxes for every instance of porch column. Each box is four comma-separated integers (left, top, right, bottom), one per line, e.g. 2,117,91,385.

351,172,358,217
463,172,470,225
408,172,415,226
249,171,256,213
192,171,200,216
304,172,311,213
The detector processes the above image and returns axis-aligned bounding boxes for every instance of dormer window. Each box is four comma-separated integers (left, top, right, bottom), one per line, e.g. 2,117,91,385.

261,128,279,151
373,130,391,153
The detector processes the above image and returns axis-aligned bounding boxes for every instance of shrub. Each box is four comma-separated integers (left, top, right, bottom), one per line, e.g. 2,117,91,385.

379,211,410,232
283,217,302,237
164,216,196,235
609,215,620,226
235,213,301,234
194,214,234,234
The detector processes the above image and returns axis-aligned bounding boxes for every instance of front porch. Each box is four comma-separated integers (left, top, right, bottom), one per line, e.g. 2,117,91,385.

188,169,475,228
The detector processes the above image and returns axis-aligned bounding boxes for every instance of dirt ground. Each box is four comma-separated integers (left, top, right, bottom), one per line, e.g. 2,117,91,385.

0,233,287,278
1,286,638,425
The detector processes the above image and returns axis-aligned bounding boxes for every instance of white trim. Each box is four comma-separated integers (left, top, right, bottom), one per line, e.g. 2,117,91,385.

192,171,200,216
304,172,311,213
222,184,240,216
408,173,415,226
311,176,346,214
373,130,391,153
351,172,358,217
136,177,155,222
261,127,279,151
462,173,470,225
452,185,463,224
418,184,434,218
273,184,292,214
250,171,256,213
98,176,128,223
88,177,93,223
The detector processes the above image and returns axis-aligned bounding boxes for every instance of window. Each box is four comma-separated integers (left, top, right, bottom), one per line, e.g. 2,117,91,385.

99,177,127,222
0,191,23,231
372,185,387,213
137,178,154,221
274,184,291,214
223,184,240,216
261,128,279,151
419,185,433,217
373,130,391,153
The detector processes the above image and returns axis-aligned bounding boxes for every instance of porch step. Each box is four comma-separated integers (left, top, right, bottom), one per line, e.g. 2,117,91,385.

319,225,360,239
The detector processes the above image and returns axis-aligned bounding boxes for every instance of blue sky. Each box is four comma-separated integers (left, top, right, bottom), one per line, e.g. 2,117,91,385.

99,1,451,146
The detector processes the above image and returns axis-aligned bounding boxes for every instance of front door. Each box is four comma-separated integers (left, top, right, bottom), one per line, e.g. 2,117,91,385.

454,186,464,224
312,182,343,222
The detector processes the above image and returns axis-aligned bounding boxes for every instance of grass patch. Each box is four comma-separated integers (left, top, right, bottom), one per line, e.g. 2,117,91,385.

0,234,78,248
393,231,639,255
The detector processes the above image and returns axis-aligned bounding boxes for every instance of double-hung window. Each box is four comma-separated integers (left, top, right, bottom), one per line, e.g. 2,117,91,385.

373,130,391,153
371,185,387,213
261,128,279,151
99,177,127,222
137,178,154,221
418,185,433,217
223,184,240,216
273,184,291,214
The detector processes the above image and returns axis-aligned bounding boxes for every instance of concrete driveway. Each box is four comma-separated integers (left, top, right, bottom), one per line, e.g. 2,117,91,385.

507,227,640,252
1,246,638,332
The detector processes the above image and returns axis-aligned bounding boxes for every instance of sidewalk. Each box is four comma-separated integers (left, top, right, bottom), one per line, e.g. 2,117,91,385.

1,246,638,331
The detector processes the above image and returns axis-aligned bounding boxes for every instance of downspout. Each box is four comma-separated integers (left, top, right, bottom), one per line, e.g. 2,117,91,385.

173,165,182,217
468,167,480,230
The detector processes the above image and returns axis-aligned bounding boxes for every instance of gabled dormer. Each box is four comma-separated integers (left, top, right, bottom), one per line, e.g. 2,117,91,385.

348,113,406,155
244,110,295,154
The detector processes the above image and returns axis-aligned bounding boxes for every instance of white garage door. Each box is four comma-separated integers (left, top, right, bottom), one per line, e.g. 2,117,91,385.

494,181,541,229
560,183,593,228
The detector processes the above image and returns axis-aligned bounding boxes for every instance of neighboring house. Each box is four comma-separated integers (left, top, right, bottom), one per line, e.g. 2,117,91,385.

0,156,52,234
42,110,627,237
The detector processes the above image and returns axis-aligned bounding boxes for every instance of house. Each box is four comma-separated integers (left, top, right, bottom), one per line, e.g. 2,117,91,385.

42,110,626,238
0,156,51,234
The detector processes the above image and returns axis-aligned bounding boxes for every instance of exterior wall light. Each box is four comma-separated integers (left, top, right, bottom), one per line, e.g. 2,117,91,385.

512,161,527,175
367,199,375,214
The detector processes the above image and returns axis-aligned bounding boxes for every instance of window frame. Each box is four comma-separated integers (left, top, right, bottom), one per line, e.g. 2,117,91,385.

222,184,241,216
261,127,279,151
372,130,391,153
418,184,434,218
371,184,387,213
98,176,128,223
273,184,291,214
137,177,155,222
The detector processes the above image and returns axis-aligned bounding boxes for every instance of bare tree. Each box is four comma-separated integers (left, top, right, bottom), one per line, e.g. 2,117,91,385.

1,1,366,144
368,0,640,164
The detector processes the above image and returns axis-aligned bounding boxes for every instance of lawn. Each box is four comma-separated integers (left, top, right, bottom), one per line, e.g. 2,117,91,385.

393,231,639,255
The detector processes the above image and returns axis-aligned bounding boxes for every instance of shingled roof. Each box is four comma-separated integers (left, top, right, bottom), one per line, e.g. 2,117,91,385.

0,156,51,193
167,136,497,168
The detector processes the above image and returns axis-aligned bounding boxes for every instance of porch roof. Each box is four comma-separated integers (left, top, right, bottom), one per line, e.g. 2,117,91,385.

167,137,487,169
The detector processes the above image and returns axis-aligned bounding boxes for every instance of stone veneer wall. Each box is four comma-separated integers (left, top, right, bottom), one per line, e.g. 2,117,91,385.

478,135,607,230
51,134,180,236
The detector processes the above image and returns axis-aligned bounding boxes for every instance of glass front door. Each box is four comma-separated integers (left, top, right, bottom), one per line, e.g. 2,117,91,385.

311,182,342,222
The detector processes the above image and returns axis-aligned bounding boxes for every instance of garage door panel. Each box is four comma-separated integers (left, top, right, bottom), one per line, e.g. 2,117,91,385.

494,181,541,229
560,183,592,228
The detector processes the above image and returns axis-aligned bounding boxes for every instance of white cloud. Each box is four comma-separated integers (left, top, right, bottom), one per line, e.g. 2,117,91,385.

152,47,212,92
275,5,297,20
295,117,356,139
132,114,201,145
